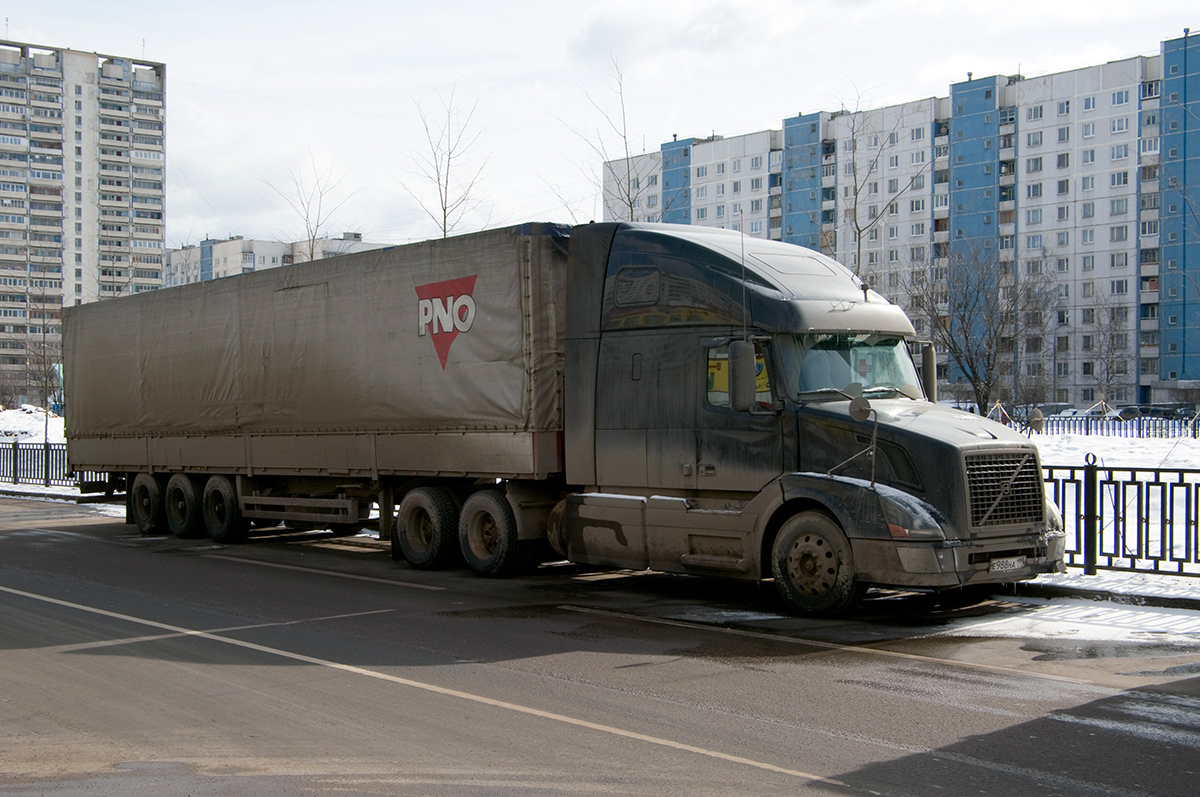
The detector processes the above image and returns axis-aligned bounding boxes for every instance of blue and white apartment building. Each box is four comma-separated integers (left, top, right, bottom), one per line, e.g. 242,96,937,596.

604,32,1200,408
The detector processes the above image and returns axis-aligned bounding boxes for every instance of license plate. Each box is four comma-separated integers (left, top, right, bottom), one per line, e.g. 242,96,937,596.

989,555,1026,574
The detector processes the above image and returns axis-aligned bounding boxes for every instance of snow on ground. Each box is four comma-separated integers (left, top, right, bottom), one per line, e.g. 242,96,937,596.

1032,432,1200,470
0,405,65,444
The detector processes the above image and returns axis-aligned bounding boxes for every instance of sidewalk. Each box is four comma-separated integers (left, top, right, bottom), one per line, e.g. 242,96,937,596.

4,483,1199,612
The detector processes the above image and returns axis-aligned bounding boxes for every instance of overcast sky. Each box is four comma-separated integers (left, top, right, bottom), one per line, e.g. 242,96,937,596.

13,1,1198,248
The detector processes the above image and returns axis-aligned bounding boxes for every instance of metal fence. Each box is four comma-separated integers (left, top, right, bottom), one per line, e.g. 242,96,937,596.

0,441,107,489
1038,416,1199,438
4,442,1198,579
1044,458,1200,578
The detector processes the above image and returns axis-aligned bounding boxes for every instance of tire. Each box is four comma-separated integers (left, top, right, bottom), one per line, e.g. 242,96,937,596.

771,511,866,617
398,487,461,569
458,489,526,577
202,475,249,544
129,473,166,534
164,474,206,538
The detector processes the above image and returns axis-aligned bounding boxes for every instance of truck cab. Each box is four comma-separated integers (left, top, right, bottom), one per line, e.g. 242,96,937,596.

552,222,1065,615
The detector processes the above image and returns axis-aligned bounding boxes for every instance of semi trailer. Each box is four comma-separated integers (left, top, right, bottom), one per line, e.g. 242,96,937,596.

63,221,1065,615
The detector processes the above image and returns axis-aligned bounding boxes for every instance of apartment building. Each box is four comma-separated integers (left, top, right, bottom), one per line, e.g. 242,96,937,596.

0,39,165,405
164,232,390,288
602,31,1200,407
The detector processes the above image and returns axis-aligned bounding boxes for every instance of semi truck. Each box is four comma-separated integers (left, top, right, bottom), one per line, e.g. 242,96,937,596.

63,221,1065,616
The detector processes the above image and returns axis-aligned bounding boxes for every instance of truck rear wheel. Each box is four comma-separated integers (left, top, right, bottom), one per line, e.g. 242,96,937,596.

398,487,461,569
130,473,166,534
771,511,866,617
165,474,206,538
459,489,526,577
202,475,249,544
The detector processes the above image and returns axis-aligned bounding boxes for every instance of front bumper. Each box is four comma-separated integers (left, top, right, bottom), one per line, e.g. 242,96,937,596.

854,531,1067,588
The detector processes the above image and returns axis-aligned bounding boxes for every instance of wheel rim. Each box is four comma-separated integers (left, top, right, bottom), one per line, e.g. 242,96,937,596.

167,488,185,525
210,492,228,525
133,484,152,521
786,533,838,597
470,512,499,558
408,508,433,551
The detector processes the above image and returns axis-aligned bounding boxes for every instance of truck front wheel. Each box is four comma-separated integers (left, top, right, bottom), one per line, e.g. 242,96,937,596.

165,474,206,538
130,473,166,534
771,511,866,616
202,475,249,544
459,489,525,577
397,487,461,569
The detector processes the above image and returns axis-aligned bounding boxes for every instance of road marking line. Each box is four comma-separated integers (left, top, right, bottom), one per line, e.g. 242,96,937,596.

203,555,444,591
0,584,844,787
37,609,396,654
560,605,1103,688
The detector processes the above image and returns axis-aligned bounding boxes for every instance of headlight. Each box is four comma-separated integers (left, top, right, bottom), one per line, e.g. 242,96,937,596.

1045,496,1064,535
878,489,945,541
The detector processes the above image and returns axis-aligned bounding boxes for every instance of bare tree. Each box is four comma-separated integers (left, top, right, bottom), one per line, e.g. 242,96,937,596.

562,58,676,224
1080,288,1135,406
401,83,488,239
830,101,934,276
268,151,354,262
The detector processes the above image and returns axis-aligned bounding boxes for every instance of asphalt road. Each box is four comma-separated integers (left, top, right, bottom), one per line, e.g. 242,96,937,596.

1,496,1198,796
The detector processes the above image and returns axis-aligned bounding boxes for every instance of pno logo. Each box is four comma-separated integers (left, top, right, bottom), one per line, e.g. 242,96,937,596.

415,275,478,369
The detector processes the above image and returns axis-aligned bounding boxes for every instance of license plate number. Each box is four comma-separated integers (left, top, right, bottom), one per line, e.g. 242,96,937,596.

989,555,1026,574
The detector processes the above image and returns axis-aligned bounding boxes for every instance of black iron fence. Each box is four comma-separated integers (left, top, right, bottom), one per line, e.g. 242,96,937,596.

0,441,107,489
4,442,1198,578
1044,457,1200,578
1038,416,1200,438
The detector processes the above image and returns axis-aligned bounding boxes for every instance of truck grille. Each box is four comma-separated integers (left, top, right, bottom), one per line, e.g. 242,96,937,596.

965,452,1044,529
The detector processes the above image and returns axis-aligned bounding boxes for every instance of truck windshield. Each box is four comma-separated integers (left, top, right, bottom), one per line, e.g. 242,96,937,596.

776,333,922,401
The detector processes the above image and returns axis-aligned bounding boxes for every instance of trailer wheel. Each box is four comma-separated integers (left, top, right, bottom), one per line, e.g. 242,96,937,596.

165,474,206,538
771,511,866,617
202,475,249,544
130,473,166,534
398,487,461,569
459,489,524,577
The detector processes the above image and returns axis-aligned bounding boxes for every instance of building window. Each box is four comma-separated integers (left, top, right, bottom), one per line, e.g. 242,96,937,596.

1111,279,1128,295
1082,122,1095,138
1110,225,1128,242
1083,96,1096,111
1082,149,1095,164
1026,157,1043,173
1111,117,1129,134
1081,175,1095,191
1057,100,1070,115
1027,183,1042,199
1081,229,1094,244
1027,105,1043,121
1111,172,1128,187
1026,208,1043,224
1027,131,1043,147
1111,143,1129,160
1112,89,1129,106
1057,126,1070,142
695,166,707,178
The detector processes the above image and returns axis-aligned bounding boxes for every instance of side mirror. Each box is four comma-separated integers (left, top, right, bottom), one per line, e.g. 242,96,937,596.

729,340,757,413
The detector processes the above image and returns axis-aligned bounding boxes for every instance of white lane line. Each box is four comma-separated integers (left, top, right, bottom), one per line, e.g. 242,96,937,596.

204,555,444,591
0,583,844,787
37,609,396,654
560,605,1104,688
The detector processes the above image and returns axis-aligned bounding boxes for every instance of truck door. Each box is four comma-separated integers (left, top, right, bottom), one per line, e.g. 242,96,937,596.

696,339,783,492
645,338,783,575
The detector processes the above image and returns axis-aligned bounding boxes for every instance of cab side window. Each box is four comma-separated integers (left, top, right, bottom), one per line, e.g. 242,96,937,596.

706,342,772,409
